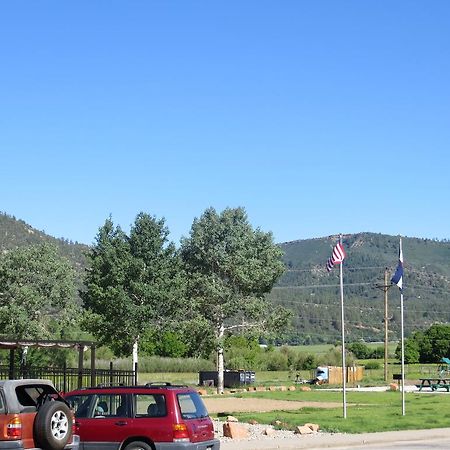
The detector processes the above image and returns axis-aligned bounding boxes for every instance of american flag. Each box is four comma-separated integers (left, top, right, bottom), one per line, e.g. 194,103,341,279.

326,242,346,272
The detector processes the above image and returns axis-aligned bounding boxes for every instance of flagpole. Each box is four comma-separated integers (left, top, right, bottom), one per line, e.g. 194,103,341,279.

399,238,405,416
400,289,405,416
339,234,347,419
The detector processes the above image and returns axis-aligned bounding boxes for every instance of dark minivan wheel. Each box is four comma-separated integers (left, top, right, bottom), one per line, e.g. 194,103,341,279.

34,401,73,450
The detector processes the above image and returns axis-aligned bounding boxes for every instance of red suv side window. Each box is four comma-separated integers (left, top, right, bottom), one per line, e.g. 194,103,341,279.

69,394,129,418
134,394,166,417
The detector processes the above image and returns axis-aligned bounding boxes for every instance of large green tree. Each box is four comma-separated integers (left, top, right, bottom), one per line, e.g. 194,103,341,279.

81,213,184,368
399,324,450,363
0,243,78,339
180,207,291,393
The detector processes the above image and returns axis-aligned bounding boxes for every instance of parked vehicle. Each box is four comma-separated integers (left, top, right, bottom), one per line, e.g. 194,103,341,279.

65,383,220,450
0,379,79,450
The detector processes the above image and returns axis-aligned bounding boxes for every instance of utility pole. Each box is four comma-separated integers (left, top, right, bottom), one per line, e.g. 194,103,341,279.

376,268,391,382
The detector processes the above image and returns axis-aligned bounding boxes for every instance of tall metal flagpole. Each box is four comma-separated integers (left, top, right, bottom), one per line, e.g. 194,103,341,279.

391,237,405,416
339,234,347,419
400,288,405,416
399,238,405,416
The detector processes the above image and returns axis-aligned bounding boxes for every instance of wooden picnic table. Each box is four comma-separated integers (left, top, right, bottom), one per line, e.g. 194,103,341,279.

418,378,450,391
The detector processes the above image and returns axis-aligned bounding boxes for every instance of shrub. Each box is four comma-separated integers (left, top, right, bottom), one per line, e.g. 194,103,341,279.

364,361,381,370
347,342,371,359
292,353,317,370
266,351,289,371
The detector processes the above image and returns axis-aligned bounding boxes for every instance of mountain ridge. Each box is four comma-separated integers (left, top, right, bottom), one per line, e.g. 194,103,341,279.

1,213,449,345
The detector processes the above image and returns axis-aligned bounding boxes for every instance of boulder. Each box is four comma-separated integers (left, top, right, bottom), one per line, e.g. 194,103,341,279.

226,415,239,422
295,425,314,435
223,422,249,439
305,422,320,432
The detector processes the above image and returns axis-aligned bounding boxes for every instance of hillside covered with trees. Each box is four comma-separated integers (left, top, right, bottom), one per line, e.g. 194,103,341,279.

1,213,449,347
0,212,88,271
269,233,450,344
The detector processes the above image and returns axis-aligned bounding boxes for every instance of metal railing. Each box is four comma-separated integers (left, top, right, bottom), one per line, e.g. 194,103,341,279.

0,362,137,393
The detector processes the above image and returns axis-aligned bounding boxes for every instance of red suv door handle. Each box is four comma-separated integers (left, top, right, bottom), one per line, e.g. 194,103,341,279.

115,421,128,426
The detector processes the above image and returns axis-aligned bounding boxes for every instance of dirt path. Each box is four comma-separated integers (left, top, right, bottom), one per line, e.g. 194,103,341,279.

203,396,341,413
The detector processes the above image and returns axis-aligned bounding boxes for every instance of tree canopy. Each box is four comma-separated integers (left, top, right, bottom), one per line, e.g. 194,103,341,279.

0,243,78,339
81,213,185,357
399,324,450,363
180,206,291,392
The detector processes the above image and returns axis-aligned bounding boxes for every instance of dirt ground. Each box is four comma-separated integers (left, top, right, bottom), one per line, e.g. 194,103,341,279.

203,396,341,414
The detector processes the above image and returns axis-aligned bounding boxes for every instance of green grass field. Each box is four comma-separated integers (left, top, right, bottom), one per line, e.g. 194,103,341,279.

215,389,450,434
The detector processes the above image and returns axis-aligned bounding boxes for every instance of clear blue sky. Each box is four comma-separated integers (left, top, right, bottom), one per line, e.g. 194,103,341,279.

1,1,449,245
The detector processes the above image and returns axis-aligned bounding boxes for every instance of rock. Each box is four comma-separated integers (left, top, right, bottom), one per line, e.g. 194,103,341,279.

279,385,287,391
248,419,259,425
264,427,276,436
197,389,208,396
300,386,312,391
295,425,314,435
226,415,239,422
390,383,399,391
305,422,320,432
223,422,249,439
288,385,296,391
255,386,266,391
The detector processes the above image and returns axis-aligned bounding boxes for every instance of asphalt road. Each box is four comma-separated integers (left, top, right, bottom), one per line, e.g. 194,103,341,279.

220,428,450,449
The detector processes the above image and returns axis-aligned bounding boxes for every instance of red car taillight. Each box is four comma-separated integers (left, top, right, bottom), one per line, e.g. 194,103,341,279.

172,423,190,442
6,416,22,439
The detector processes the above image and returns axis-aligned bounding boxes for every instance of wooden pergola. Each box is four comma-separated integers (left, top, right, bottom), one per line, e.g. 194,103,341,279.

0,338,97,388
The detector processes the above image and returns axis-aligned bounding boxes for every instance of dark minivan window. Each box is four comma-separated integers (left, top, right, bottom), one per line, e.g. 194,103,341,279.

177,393,208,419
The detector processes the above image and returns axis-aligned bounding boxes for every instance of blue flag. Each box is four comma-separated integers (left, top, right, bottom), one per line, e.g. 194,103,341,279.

391,238,403,291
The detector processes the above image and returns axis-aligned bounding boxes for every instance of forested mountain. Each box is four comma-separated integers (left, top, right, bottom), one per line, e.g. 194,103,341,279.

268,233,450,344
0,212,88,272
1,213,449,346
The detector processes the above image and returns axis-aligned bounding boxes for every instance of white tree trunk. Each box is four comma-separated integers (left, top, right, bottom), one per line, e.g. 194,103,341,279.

132,339,139,383
217,323,225,394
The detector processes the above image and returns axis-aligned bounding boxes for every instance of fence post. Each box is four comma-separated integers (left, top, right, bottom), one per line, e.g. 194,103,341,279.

90,346,96,388
109,361,113,386
63,362,67,393
9,349,15,380
77,345,84,389
134,362,138,386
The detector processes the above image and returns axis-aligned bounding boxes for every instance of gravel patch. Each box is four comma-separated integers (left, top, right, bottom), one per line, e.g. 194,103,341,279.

213,419,300,443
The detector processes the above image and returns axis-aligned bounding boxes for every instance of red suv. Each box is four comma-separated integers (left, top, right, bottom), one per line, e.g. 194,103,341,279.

65,383,220,450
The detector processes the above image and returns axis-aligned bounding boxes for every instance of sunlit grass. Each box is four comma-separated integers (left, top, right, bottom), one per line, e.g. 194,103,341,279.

218,389,450,433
